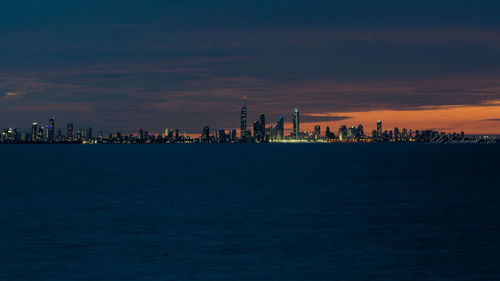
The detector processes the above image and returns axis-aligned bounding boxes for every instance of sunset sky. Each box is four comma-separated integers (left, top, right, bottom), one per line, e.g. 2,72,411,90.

1,1,500,135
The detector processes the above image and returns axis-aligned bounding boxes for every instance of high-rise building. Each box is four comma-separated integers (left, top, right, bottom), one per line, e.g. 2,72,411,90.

253,120,261,141
229,129,236,142
48,117,55,142
31,122,37,142
218,128,226,143
338,125,347,141
314,125,321,139
259,113,266,142
394,127,400,141
86,127,93,141
347,126,357,139
376,120,382,138
240,97,247,139
293,108,300,139
77,129,84,141
357,125,364,138
276,116,284,141
66,122,74,141
202,126,210,143
38,127,45,141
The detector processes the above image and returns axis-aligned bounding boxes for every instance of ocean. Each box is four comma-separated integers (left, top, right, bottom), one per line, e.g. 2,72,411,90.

1,143,499,280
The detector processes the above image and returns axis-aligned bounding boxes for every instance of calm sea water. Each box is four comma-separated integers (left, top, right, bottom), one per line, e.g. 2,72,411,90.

1,143,499,280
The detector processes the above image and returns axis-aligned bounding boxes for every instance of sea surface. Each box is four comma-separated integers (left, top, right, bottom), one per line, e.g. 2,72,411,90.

1,143,499,280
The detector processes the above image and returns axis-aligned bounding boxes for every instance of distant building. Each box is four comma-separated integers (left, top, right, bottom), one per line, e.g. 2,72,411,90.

31,122,37,142
338,125,347,141
293,108,300,139
66,122,74,141
376,120,382,138
276,116,284,141
48,117,55,142
77,129,84,141
86,127,93,141
240,97,247,139
229,129,236,142
314,125,320,139
202,126,210,143
357,125,364,138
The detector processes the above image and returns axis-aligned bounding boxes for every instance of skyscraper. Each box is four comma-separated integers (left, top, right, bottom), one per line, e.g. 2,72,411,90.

259,113,266,142
66,122,74,141
293,108,300,139
240,97,247,139
376,120,382,138
218,128,226,143
358,124,364,138
394,127,400,141
31,122,37,142
229,129,236,142
314,125,320,139
48,117,55,142
276,116,284,141
202,126,210,143
338,125,347,141
86,127,93,141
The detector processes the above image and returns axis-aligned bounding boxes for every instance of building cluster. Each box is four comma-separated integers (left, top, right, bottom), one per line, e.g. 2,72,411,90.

0,99,489,144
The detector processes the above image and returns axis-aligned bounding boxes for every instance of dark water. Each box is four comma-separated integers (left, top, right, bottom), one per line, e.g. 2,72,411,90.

1,144,499,280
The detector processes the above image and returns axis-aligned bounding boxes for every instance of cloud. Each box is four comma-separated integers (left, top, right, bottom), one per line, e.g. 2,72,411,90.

300,115,353,123
481,118,500,121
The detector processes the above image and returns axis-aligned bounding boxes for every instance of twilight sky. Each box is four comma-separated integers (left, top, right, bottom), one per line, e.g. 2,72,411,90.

1,1,500,134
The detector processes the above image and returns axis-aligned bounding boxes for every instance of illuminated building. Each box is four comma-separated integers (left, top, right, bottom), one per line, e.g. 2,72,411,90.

276,116,284,141
338,125,347,141
31,122,38,142
77,129,84,141
347,126,356,140
314,125,320,139
394,127,400,141
48,117,55,142
202,126,210,143
229,129,236,142
218,128,226,143
357,125,364,138
240,97,247,139
38,127,45,141
377,120,382,138
293,108,300,140
86,127,92,141
66,122,74,141
259,113,266,142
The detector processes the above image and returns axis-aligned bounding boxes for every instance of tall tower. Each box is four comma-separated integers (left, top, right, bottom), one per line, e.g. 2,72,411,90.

31,122,38,142
376,120,382,138
276,116,284,141
293,108,300,140
66,122,74,141
48,117,55,142
202,126,210,143
86,127,93,141
240,97,247,138
259,113,265,142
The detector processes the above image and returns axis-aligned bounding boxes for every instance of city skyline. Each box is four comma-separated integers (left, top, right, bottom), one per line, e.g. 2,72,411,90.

3,100,500,138
1,99,495,144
